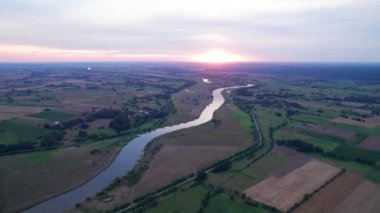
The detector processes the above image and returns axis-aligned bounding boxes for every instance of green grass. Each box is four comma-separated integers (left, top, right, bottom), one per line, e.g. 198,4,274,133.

91,134,133,151
274,128,340,152
211,158,251,179
211,152,291,191
90,128,117,137
229,109,252,136
205,193,270,213
330,122,380,136
310,154,380,184
299,128,348,144
0,119,52,144
242,152,290,178
89,116,167,151
0,132,19,145
366,172,380,184
122,119,159,135
144,184,208,213
253,106,286,142
355,133,369,144
306,108,340,119
331,145,380,164
29,110,75,121
14,150,54,166
143,184,270,213
290,113,328,124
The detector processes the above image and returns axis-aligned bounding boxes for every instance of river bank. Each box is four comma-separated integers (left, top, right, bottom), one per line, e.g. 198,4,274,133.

25,84,253,213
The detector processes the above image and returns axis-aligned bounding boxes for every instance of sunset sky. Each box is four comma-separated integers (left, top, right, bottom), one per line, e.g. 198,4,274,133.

0,0,379,62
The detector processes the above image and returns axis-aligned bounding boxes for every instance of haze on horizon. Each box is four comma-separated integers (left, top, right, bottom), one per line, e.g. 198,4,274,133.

0,0,379,63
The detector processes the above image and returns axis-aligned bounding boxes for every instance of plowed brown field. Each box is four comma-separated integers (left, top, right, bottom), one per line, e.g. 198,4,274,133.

244,160,340,212
296,173,380,213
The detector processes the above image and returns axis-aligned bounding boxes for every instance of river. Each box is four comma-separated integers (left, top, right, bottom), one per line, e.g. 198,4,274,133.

25,84,253,213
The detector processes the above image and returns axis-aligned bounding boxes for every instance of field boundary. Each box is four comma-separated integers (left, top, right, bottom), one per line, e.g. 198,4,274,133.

288,168,346,212
114,112,265,212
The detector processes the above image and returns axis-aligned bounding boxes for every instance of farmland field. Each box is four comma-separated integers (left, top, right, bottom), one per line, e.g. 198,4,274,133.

308,125,355,140
1,63,380,213
0,141,120,212
29,110,75,121
0,105,44,121
132,144,238,198
274,128,340,152
143,184,270,213
144,184,208,213
75,95,256,211
359,135,380,151
295,173,380,213
209,150,291,192
0,118,53,145
204,192,270,213
164,80,215,125
1,0,380,209
0,65,210,212
244,160,341,212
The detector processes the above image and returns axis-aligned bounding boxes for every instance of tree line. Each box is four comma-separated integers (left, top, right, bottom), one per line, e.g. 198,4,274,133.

277,139,380,166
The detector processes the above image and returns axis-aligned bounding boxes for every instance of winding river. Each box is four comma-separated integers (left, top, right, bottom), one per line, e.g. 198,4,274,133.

25,84,253,213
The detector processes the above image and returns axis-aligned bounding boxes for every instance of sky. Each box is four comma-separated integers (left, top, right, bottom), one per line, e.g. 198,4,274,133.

0,0,379,62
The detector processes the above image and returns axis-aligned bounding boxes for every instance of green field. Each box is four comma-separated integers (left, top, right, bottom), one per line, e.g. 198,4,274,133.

0,119,52,144
144,184,270,213
229,110,252,136
274,128,340,152
328,122,380,136
29,110,75,121
89,127,117,138
311,154,380,184
1,65,380,212
91,134,134,151
252,106,287,142
144,185,208,213
209,152,291,191
14,149,54,166
233,78,380,187
298,128,348,144
205,193,270,213
290,113,330,124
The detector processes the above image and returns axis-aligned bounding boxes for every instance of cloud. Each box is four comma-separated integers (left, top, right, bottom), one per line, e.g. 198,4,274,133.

0,0,378,62
0,44,184,62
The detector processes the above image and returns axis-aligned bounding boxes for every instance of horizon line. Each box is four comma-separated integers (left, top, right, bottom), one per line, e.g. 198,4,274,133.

0,60,380,65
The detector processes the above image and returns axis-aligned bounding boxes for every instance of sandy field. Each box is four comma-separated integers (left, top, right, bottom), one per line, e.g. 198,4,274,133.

296,173,380,213
244,160,341,212
333,180,380,213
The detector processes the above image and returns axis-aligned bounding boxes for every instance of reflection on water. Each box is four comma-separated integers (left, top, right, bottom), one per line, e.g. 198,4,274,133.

25,84,253,213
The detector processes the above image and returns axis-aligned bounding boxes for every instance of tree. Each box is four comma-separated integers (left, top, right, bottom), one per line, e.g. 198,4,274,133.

213,160,231,172
109,114,131,133
195,171,207,182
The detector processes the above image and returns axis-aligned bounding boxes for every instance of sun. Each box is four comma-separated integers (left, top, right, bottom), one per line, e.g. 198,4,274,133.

191,50,248,63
